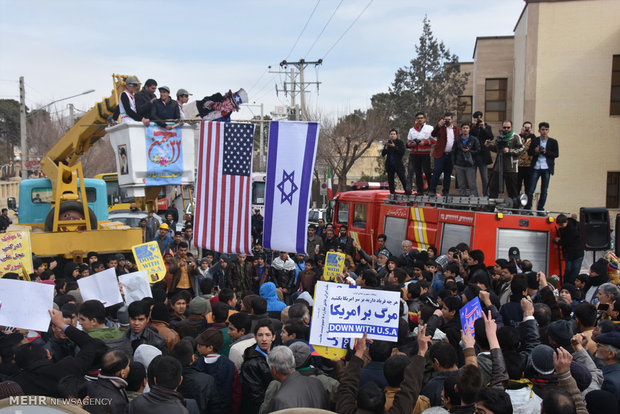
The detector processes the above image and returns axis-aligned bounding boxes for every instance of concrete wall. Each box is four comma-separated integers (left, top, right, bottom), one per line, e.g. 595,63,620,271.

532,0,620,215
472,37,515,132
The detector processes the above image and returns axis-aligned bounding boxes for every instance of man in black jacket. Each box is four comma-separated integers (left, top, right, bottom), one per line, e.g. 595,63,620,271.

128,356,190,414
151,86,180,129
171,340,224,414
471,111,494,197
135,78,158,120
87,350,130,414
554,214,584,284
12,309,106,397
382,129,408,195
525,121,559,212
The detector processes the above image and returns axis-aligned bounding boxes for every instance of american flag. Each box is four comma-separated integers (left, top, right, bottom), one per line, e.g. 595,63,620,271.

194,121,255,254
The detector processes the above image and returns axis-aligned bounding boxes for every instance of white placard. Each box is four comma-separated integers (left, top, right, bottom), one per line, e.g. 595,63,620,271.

119,270,152,305
77,268,123,307
326,284,400,342
0,279,54,331
309,281,352,350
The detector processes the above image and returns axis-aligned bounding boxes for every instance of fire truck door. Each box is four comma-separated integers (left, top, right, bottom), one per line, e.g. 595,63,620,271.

496,229,550,275
439,223,473,255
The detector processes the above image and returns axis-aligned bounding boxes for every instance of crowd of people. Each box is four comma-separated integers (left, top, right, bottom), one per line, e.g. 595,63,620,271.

382,111,559,212
1,207,620,414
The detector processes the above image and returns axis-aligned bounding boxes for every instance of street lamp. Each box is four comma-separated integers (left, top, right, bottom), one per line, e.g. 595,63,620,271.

21,88,95,179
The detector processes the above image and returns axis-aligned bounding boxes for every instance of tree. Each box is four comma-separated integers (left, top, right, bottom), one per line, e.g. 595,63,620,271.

0,99,21,165
372,16,468,136
317,108,389,192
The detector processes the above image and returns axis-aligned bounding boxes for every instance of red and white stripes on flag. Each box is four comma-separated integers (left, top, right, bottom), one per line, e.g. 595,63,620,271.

193,121,255,254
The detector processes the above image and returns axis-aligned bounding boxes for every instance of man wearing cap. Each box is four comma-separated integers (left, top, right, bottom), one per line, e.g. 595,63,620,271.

156,223,173,254
135,78,158,120
119,77,150,125
151,86,180,130
508,246,522,272
595,331,620,405
176,89,192,120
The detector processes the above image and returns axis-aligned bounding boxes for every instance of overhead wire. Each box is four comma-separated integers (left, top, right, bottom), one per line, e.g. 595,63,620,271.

322,0,374,59
284,0,322,60
304,0,344,58
247,66,270,97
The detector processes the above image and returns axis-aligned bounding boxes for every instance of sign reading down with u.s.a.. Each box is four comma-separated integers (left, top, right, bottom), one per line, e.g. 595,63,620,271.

320,282,401,342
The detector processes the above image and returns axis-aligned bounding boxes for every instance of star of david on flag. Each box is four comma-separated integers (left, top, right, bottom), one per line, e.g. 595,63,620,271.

263,121,320,254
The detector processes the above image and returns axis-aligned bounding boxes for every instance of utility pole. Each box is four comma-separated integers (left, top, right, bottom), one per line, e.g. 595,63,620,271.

19,76,27,180
277,59,322,121
259,103,265,170
68,103,74,126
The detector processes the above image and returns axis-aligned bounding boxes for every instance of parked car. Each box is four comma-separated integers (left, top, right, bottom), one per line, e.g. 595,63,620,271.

308,208,328,226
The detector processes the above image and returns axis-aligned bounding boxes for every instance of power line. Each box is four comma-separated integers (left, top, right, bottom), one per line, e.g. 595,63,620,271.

304,0,344,58
322,0,374,59
247,65,270,97
285,0,321,60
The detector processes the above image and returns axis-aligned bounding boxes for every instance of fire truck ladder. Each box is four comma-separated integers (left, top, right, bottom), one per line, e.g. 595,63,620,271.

387,193,523,213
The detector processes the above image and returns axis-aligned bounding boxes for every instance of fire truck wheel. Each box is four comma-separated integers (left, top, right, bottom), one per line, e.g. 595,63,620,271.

44,201,98,232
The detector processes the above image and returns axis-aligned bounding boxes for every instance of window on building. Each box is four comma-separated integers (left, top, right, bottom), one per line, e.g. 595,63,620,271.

458,96,472,124
485,78,507,122
606,171,620,208
611,55,620,115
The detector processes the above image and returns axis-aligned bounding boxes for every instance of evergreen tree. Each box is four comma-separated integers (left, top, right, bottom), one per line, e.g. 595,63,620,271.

372,16,468,135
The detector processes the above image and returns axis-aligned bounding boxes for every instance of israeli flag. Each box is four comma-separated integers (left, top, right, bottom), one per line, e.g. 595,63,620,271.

263,121,320,254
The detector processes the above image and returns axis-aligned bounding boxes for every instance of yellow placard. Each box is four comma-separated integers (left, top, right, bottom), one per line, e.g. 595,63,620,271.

0,231,33,276
322,251,346,281
311,345,348,360
350,230,360,248
132,241,166,284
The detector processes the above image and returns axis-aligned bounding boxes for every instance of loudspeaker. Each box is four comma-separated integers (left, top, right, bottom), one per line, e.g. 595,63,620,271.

579,207,611,251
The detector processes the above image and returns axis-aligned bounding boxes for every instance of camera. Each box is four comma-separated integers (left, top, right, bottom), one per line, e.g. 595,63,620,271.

524,127,530,132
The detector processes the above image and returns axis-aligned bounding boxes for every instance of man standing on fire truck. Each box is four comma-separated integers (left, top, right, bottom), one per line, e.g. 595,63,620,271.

407,112,434,195
429,113,459,196
486,121,523,201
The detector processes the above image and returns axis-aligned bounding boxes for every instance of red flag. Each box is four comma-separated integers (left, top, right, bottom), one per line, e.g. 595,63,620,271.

194,121,255,254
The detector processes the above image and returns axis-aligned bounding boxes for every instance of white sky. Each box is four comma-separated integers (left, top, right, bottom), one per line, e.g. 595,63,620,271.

0,0,526,121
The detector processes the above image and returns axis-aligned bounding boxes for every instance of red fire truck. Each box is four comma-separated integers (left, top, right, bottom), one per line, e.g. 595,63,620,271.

332,190,562,276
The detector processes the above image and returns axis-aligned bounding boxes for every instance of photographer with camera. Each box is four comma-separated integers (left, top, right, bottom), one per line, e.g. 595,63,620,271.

406,112,434,194
485,120,524,201
471,111,494,196
524,122,559,212
382,128,408,195
429,113,459,196
518,121,536,196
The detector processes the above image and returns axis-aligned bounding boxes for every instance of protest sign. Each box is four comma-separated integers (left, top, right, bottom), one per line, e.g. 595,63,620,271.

119,271,152,305
0,279,54,331
132,241,166,283
78,268,123,307
322,252,345,281
460,297,484,338
309,281,352,356
327,284,400,342
0,231,33,275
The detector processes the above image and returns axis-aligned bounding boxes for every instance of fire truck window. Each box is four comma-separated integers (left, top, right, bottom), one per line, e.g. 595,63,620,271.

497,229,549,275
337,203,349,224
439,223,472,255
384,216,407,255
353,204,366,228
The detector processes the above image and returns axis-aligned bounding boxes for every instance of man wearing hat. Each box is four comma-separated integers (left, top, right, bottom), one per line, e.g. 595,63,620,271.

119,77,150,125
176,88,192,119
151,85,180,129
155,223,173,254
595,331,620,405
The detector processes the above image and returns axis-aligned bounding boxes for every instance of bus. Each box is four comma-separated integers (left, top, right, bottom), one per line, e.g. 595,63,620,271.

252,172,266,215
